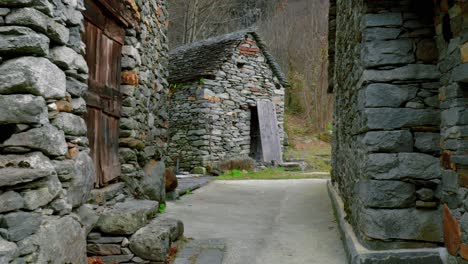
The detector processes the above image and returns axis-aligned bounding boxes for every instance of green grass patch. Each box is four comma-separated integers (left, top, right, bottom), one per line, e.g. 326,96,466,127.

216,168,328,180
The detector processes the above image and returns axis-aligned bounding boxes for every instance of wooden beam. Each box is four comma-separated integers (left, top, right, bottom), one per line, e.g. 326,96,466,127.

85,0,140,30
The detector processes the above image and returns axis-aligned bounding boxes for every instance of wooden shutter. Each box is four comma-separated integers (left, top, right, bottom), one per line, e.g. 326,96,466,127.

83,0,125,187
256,100,283,164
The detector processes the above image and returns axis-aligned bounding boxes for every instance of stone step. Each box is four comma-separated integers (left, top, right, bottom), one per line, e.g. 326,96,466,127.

174,239,225,264
280,161,307,171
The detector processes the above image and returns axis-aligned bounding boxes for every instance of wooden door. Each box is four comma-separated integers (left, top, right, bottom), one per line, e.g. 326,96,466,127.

256,100,283,164
83,0,125,187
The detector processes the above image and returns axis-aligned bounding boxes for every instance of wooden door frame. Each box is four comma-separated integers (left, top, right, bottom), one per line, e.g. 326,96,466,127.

86,0,139,30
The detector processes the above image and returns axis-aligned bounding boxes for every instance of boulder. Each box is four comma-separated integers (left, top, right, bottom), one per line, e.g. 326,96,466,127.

0,26,48,56
357,180,416,208
129,219,171,261
0,57,66,99
165,167,178,192
0,94,47,125
66,151,95,207
96,200,159,235
0,211,42,241
155,217,184,242
52,112,87,136
4,124,68,156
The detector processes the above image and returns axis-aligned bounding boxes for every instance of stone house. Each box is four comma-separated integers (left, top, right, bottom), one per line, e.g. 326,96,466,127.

0,0,183,263
328,0,468,263
167,30,289,171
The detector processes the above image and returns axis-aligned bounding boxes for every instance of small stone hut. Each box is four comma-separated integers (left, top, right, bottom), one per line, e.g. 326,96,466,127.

329,0,468,262
167,30,289,171
0,0,182,263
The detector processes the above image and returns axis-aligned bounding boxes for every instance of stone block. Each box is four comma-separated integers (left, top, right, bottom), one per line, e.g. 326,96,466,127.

442,107,468,126
416,188,435,201
96,200,159,235
362,39,414,67
444,205,461,255
361,64,440,84
414,132,440,153
361,130,413,152
87,244,121,256
416,39,438,63
359,207,442,242
4,124,68,156
0,56,66,99
360,83,418,108
192,166,207,174
364,153,442,180
362,13,403,28
50,46,88,73
0,26,48,56
452,63,468,83
357,180,415,208
362,108,440,131
0,191,24,213
66,77,87,98
0,237,17,263
22,174,62,210
0,94,47,125
52,112,87,136
0,168,52,188
47,20,69,44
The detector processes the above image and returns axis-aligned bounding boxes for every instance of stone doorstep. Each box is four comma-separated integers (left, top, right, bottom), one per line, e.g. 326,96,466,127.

326,181,447,264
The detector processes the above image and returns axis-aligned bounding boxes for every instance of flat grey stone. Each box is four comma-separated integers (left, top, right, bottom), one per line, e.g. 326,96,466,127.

452,63,468,83
52,112,87,136
441,107,468,127
0,56,66,99
0,168,51,188
5,7,48,33
66,77,87,97
364,153,442,180
362,13,402,28
75,204,99,235
4,124,68,156
414,132,440,153
0,191,24,213
358,180,415,208
363,28,400,41
0,26,48,56
50,46,88,73
362,108,440,131
361,130,413,152
359,207,442,242
362,39,414,68
22,174,62,210
0,94,47,125
99,254,134,263
0,0,53,16
361,64,440,84
0,237,18,263
47,20,69,44
66,151,95,207
0,211,42,241
96,200,159,235
359,83,418,107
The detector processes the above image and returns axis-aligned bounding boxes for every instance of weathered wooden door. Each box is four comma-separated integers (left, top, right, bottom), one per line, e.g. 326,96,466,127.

256,100,283,164
83,0,125,187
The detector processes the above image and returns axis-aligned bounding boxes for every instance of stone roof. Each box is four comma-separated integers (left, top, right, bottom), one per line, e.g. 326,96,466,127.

168,30,290,87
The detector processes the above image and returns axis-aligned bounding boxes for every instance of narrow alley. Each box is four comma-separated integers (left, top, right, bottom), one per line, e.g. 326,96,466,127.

166,179,346,264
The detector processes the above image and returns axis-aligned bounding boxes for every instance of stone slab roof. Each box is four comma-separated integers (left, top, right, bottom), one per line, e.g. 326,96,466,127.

168,30,290,87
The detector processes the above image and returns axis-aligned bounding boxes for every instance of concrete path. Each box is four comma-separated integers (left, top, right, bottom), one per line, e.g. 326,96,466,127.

166,179,347,264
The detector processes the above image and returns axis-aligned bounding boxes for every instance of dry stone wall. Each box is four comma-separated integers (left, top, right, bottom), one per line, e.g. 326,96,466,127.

168,34,285,171
332,0,444,250
0,0,174,263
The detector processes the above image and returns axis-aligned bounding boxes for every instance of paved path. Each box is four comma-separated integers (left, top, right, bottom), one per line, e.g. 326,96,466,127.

166,179,347,264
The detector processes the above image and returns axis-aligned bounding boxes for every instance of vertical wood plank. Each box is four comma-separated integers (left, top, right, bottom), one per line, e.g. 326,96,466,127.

256,100,283,163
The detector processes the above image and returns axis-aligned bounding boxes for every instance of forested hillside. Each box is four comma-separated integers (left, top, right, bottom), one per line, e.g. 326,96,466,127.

168,0,332,132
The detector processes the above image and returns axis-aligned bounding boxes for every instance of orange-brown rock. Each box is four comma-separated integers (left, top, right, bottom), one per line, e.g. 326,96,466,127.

165,167,178,192
56,100,73,112
444,204,461,256
461,42,468,63
239,46,260,55
461,243,468,260
122,70,139,85
66,147,79,159
119,138,145,150
458,169,468,188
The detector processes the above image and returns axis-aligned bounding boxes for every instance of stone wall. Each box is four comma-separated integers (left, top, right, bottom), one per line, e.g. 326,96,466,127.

0,0,175,263
168,34,285,171
435,0,468,262
331,0,445,250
